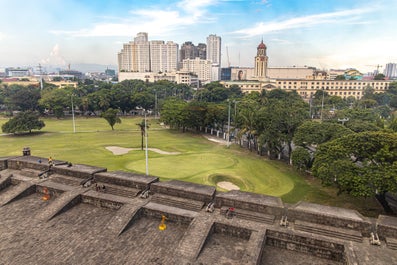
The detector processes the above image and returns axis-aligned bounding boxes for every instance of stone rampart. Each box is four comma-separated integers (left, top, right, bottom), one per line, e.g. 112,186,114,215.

94,171,158,190
265,229,346,262
150,179,216,204
215,190,284,217
0,155,395,243
288,201,373,236
377,215,397,240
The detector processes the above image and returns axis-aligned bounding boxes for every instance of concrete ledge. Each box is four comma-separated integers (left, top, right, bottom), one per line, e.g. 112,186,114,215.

0,173,12,191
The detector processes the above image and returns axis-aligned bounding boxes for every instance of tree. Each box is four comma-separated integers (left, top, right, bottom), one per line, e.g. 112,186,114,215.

374,73,386,80
101,108,121,130
312,131,397,212
2,111,45,134
136,119,150,150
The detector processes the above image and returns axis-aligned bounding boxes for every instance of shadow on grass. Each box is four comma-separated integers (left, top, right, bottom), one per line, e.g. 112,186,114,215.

1,131,47,137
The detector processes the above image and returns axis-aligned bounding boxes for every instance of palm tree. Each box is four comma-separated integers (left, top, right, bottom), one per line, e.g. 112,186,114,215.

136,119,150,150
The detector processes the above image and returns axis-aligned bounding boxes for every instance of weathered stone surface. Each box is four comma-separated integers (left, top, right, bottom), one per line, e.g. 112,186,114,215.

151,179,216,203
0,155,397,265
95,170,158,190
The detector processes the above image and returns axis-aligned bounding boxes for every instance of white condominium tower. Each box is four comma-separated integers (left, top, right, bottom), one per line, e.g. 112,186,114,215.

206,34,221,81
118,33,178,73
206,34,221,65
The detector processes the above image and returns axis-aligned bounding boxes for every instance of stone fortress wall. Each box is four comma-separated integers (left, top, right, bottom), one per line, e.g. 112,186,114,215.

0,155,397,264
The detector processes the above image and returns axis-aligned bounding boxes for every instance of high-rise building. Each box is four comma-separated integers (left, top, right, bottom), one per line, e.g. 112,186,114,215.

118,33,178,73
206,34,221,81
384,63,397,79
181,58,212,84
206,34,221,65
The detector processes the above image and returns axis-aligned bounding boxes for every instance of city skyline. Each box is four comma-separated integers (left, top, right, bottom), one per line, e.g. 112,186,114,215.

0,0,396,73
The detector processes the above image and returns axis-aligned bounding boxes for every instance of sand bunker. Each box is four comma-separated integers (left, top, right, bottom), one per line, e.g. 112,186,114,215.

106,146,180,155
203,135,228,145
217,181,240,191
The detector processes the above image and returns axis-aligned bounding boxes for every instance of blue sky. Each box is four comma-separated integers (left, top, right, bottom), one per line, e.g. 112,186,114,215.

0,0,396,73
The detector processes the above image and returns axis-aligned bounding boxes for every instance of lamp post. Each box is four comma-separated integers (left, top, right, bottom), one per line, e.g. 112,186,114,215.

227,99,231,148
154,89,158,119
71,94,76,133
144,111,149,176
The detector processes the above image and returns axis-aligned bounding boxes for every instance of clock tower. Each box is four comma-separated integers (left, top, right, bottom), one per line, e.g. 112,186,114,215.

254,40,268,79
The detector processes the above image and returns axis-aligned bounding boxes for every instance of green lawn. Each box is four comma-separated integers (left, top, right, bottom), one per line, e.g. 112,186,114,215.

0,116,384,216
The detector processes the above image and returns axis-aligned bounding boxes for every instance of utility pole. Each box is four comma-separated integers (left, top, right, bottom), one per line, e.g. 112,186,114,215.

71,94,76,133
227,100,231,147
144,111,149,176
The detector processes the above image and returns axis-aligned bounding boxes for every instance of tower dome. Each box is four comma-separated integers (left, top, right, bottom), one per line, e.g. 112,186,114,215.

257,40,266,49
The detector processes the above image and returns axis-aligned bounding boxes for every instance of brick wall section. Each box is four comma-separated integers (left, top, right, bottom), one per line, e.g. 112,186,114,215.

377,215,397,239
215,190,284,217
94,171,158,190
150,179,216,204
288,201,372,236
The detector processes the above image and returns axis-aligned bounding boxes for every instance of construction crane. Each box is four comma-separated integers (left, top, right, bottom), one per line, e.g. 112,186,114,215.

366,64,383,74
226,46,231,68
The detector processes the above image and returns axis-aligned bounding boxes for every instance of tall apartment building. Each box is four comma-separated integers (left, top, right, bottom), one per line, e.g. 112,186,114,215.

118,33,178,73
181,58,212,84
384,63,397,79
206,34,221,81
206,34,221,65
179,41,206,68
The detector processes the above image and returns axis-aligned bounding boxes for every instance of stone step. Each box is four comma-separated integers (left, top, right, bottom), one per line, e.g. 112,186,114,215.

220,206,275,225
294,220,363,243
174,212,214,261
151,193,204,212
106,200,150,236
386,237,397,250
0,181,36,206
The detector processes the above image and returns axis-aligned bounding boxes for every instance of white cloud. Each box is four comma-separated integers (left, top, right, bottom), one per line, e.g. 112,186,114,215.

231,7,374,37
50,0,218,38
0,32,6,40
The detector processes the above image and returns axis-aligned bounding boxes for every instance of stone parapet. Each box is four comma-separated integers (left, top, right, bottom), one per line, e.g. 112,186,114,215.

288,201,372,236
377,215,397,240
150,179,216,203
94,171,158,190
215,190,284,217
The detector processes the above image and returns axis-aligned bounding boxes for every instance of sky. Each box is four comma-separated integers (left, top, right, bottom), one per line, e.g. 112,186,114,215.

0,0,396,73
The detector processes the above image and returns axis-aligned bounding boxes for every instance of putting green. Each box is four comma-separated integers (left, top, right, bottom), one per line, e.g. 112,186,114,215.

126,153,236,179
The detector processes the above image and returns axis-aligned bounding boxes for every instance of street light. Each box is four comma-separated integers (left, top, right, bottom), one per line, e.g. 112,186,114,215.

71,94,76,133
144,111,149,176
227,99,231,147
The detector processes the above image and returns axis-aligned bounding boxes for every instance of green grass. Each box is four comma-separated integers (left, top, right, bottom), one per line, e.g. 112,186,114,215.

0,116,384,217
